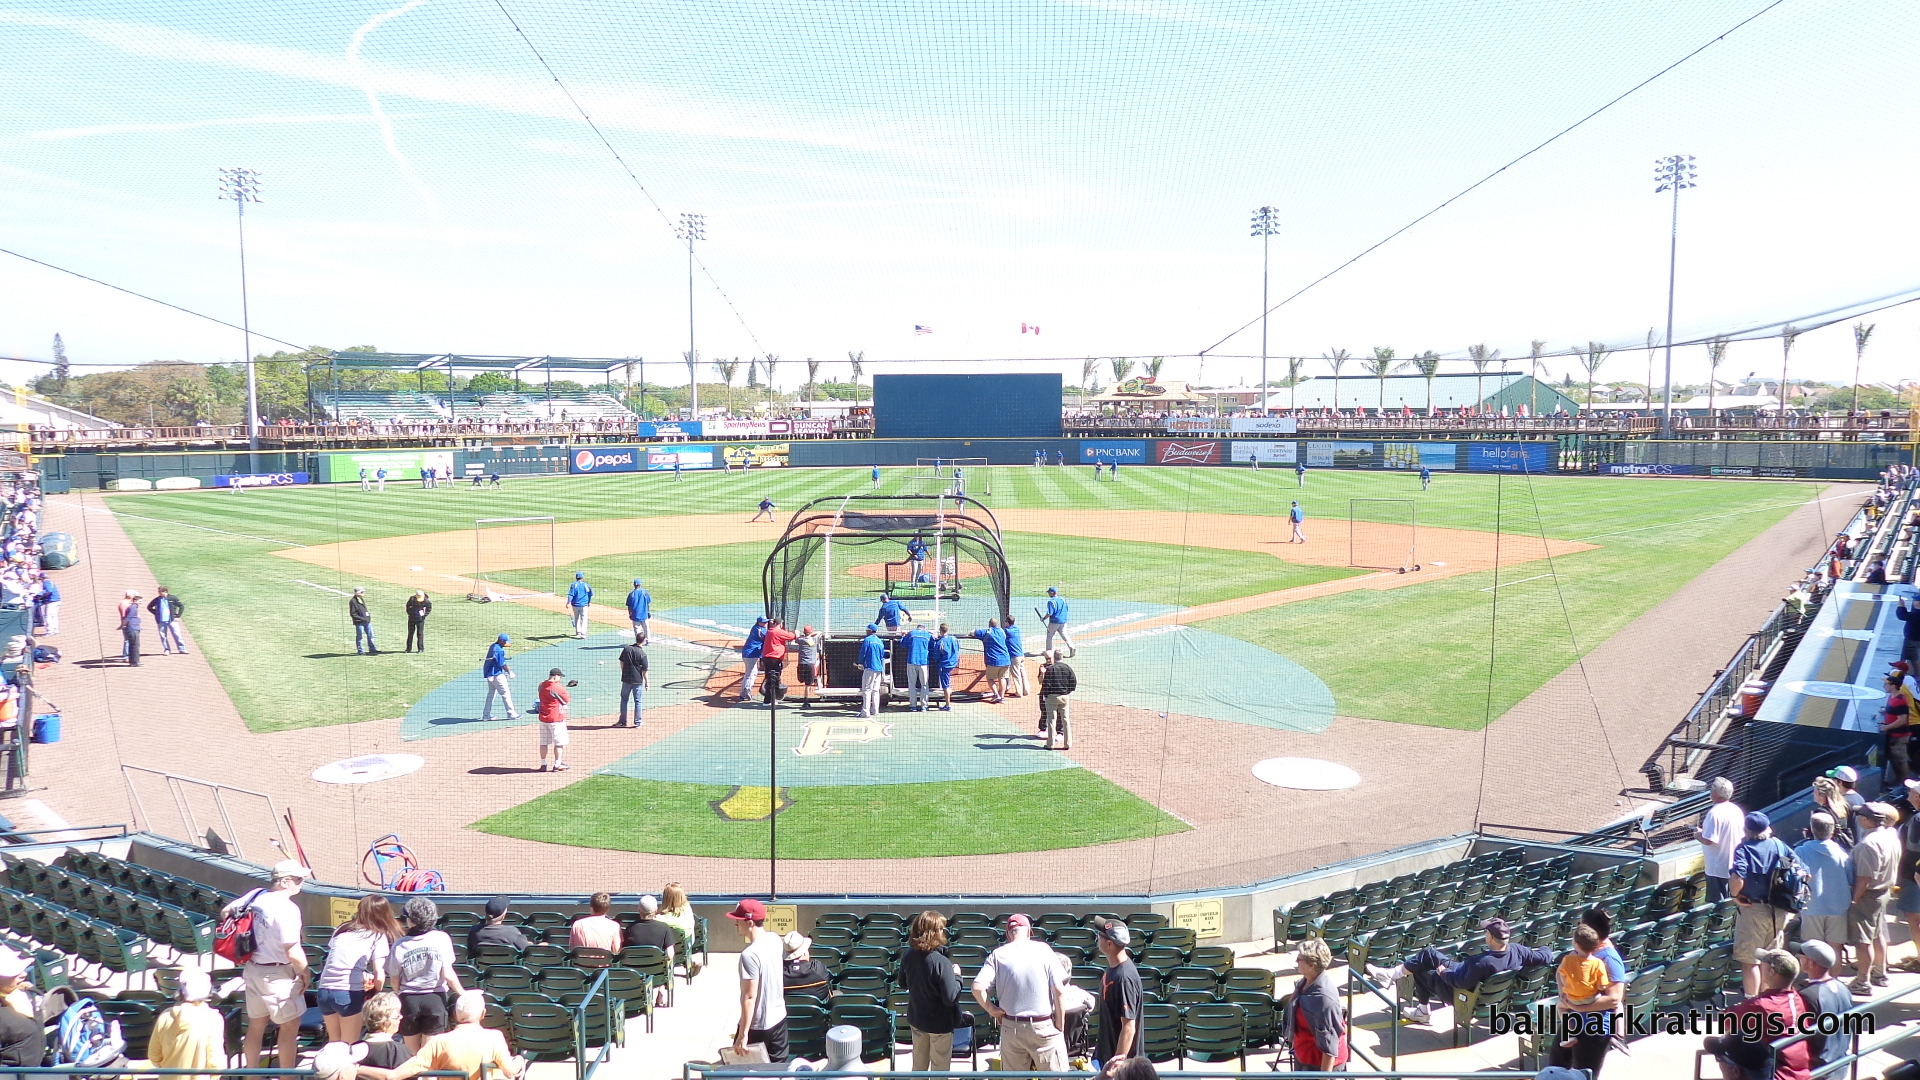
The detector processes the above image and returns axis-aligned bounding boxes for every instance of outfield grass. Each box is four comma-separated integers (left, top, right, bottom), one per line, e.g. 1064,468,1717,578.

106,468,1822,732
473,771,1189,858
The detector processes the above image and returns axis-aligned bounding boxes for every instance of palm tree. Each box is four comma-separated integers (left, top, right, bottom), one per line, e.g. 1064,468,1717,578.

1144,356,1165,380
1528,339,1546,416
847,350,865,397
1285,357,1306,411
1411,351,1441,414
1081,357,1100,396
713,357,739,413
1777,325,1800,415
760,353,778,396
1363,347,1397,414
1575,341,1610,412
1642,328,1659,411
804,357,821,402
1465,343,1500,414
1706,336,1729,417
1324,348,1350,412
1111,357,1135,385
1852,322,1876,414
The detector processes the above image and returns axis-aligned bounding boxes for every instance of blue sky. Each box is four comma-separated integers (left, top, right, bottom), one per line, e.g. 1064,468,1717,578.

1,0,1916,391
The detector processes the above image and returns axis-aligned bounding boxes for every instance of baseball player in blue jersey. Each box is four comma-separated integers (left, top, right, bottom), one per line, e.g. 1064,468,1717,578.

738,617,768,702
932,624,960,711
1042,586,1076,657
1420,465,1432,490
906,535,929,581
901,623,933,711
751,496,776,522
625,579,652,638
858,623,888,717
481,633,517,720
876,593,910,633
871,464,881,488
566,572,593,639
969,619,1012,703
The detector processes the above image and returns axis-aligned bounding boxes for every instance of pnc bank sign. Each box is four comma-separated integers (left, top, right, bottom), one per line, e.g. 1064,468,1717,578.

570,447,640,474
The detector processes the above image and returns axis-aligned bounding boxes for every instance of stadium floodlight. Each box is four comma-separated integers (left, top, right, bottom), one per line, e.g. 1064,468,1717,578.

217,167,264,450
1249,207,1281,414
676,212,706,419
1653,155,1696,438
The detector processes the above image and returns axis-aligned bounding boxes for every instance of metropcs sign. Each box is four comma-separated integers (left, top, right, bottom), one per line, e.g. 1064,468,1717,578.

571,447,639,474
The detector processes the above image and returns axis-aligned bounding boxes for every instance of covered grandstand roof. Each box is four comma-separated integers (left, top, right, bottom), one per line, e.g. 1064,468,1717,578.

313,352,633,374
1283,372,1580,413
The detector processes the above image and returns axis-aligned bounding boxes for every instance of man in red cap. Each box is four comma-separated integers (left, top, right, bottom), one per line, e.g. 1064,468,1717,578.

728,899,788,1062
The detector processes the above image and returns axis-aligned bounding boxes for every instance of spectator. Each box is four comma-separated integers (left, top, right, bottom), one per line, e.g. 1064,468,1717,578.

354,993,410,1080
389,897,463,1051
760,618,796,704
1895,786,1920,974
1094,919,1143,1074
1885,673,1915,781
349,587,376,655
228,859,311,1068
309,1041,361,1080
1828,766,1868,835
146,586,188,655
118,589,143,665
899,911,961,1071
1895,596,1920,669
535,667,571,773
320,894,404,1043
1849,802,1900,993
728,898,789,1063
1794,814,1853,964
465,897,530,956
1549,924,1620,1078
658,883,698,962
569,892,622,952
1038,650,1077,751
1796,941,1851,1073
1703,949,1810,1080
1282,938,1348,1072
781,932,830,1003
1368,916,1553,1023
621,895,676,958
972,913,1067,1071
794,625,825,705
386,990,524,1080
403,591,430,653
1809,777,1854,849
1698,777,1745,903
616,632,648,728
146,967,220,1076
1112,1060,1158,1080
1731,811,1796,996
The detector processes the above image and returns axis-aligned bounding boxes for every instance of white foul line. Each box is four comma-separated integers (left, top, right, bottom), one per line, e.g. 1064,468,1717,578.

1479,574,1552,592
290,579,352,596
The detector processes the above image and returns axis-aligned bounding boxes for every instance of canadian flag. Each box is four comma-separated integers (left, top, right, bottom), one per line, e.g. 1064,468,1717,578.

1021,323,1041,335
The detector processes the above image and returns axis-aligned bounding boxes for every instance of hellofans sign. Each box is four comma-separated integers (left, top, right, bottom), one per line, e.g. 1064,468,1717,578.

1155,440,1222,465
570,446,641,474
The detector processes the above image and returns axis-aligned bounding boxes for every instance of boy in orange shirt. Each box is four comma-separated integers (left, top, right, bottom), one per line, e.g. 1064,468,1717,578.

1556,924,1606,1049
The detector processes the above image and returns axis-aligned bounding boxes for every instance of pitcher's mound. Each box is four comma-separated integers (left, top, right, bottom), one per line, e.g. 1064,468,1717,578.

846,561,992,581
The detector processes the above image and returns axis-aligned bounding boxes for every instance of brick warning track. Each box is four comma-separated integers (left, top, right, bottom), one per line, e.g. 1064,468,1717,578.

22,485,1861,896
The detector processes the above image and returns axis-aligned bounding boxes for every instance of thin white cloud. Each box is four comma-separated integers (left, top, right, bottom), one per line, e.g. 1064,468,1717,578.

1044,0,1260,33
0,10,927,155
346,0,442,221
22,114,376,142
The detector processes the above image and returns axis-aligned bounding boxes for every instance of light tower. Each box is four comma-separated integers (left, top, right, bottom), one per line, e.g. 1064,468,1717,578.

677,212,706,418
1653,155,1696,438
1249,207,1280,413
217,167,264,449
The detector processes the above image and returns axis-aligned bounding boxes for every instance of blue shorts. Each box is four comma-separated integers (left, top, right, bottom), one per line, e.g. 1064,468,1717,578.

316,988,365,1017
937,667,954,689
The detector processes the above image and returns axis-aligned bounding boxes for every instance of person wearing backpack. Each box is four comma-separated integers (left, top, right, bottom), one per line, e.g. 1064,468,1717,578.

1728,811,1797,998
225,859,311,1069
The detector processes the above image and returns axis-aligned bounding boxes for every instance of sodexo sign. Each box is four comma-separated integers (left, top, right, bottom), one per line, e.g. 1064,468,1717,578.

570,446,641,474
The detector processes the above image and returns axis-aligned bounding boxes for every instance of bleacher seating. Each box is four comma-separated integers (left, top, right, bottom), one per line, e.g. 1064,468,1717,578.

445,392,635,424
316,391,446,425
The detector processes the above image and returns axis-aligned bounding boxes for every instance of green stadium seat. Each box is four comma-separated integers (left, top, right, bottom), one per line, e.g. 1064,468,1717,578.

509,1002,574,1061
1450,968,1518,1047
1180,1002,1247,1066
1140,1003,1182,1063
827,1001,895,1066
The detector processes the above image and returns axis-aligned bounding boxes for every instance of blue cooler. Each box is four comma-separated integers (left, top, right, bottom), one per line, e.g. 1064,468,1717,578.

30,714,59,744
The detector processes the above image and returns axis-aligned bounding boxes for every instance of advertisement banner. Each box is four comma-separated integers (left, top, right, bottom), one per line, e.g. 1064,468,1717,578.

791,418,834,438
1155,440,1223,465
1708,465,1807,479
1228,417,1300,435
1467,443,1554,473
569,446,641,474
647,445,717,471
213,471,311,488
1600,462,1695,477
722,443,790,468
324,450,455,483
1304,441,1375,468
634,421,704,440
702,419,772,438
1229,441,1297,464
1380,442,1458,471
1166,417,1225,435
1079,440,1149,463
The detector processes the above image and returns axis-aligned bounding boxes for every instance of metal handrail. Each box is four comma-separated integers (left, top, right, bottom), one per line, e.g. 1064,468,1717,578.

573,965,616,1080
1762,974,1917,1080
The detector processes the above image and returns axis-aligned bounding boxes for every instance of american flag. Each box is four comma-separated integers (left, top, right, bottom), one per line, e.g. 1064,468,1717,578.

914,325,933,335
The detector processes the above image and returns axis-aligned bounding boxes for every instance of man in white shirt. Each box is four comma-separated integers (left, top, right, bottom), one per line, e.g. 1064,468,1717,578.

729,899,788,1062
232,859,311,1068
1697,777,1745,904
972,914,1067,1071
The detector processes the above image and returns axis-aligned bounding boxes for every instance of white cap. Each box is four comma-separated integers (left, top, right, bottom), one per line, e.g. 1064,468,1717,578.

311,1041,367,1079
271,859,312,880
638,894,659,914
0,952,28,979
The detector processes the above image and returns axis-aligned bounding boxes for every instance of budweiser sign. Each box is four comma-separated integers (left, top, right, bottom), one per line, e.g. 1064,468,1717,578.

1156,440,1222,465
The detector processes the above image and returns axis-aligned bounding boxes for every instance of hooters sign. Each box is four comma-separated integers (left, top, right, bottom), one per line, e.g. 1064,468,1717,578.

1156,440,1222,465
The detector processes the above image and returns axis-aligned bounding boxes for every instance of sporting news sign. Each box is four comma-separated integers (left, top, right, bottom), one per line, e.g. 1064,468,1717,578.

569,446,641,474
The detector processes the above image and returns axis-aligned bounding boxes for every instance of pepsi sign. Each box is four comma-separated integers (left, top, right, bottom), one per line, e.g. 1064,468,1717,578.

570,446,641,474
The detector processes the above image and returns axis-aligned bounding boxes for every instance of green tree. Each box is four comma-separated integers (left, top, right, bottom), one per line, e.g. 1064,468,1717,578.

847,350,865,394
1081,357,1100,395
1465,343,1500,414
1323,348,1350,412
1110,357,1135,384
1411,351,1441,413
1575,341,1611,408
1363,346,1397,412
51,334,69,397
713,358,740,413
804,357,822,402
1285,356,1307,410
1706,336,1729,415
1528,340,1547,416
1144,356,1165,380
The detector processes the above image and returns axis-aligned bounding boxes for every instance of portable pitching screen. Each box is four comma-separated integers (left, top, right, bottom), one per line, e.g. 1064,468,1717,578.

911,457,992,495
1348,499,1419,572
467,516,557,601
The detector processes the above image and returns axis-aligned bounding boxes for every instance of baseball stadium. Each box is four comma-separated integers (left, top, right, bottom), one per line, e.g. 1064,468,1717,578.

5,0,1920,1077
